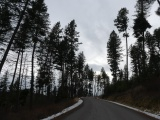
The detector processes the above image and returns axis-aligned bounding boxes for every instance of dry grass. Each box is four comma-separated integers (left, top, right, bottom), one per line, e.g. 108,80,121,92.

0,98,78,120
106,84,160,114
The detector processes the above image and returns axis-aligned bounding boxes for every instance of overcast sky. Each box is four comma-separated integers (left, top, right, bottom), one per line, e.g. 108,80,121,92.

45,0,160,78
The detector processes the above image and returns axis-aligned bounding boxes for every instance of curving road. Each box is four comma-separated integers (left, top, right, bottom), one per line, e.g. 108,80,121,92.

64,97,156,120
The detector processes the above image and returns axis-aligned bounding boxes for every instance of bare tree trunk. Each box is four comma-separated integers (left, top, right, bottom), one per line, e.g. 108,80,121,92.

24,66,28,90
0,0,30,73
17,50,24,109
125,31,128,81
10,50,21,92
20,54,27,89
61,62,64,98
30,42,36,110
142,32,146,70
18,50,24,90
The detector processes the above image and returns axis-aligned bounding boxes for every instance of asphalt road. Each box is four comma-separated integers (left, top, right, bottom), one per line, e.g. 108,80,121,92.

63,97,156,120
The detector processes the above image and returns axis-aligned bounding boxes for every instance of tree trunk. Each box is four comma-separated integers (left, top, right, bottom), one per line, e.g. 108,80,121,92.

18,50,24,90
61,62,64,98
125,31,128,81
17,50,24,109
24,66,28,90
30,42,36,110
20,53,27,88
70,63,73,98
0,0,29,73
142,32,146,70
10,50,21,92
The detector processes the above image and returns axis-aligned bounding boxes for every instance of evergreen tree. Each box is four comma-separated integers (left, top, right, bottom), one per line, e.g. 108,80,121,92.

0,1,12,44
10,16,31,92
64,20,79,98
130,43,143,77
101,67,109,86
0,0,30,73
146,31,159,76
77,52,85,79
114,7,129,81
133,0,152,72
76,52,85,96
27,0,49,109
107,31,122,83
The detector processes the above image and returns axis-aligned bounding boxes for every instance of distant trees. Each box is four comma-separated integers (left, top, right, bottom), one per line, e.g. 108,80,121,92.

83,64,94,96
107,31,122,83
101,67,110,88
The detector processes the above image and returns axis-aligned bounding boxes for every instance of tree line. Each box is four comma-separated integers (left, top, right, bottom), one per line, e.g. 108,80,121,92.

0,0,94,110
104,0,160,96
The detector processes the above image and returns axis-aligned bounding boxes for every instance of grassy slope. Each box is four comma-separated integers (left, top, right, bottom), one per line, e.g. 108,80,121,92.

106,79,160,114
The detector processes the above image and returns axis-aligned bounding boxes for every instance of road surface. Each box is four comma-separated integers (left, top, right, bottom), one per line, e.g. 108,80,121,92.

64,97,156,120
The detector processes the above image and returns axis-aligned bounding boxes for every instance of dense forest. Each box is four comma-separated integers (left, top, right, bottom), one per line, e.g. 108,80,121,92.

0,0,160,119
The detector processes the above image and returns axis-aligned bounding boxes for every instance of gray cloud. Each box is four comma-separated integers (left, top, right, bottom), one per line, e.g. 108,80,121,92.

45,0,160,79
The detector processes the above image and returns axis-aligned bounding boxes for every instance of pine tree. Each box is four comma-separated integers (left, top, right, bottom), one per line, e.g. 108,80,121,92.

107,31,122,83
27,0,49,109
0,0,30,73
0,1,12,44
133,0,152,72
64,20,79,98
130,43,143,77
76,52,85,97
114,8,129,81
146,31,160,76
10,16,31,92
77,52,85,79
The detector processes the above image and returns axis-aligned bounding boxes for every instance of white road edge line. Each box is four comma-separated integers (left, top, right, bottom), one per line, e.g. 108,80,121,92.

41,98,83,120
100,98,160,120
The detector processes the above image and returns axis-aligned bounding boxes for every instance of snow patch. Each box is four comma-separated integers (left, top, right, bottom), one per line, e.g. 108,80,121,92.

41,98,83,120
103,99,160,120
